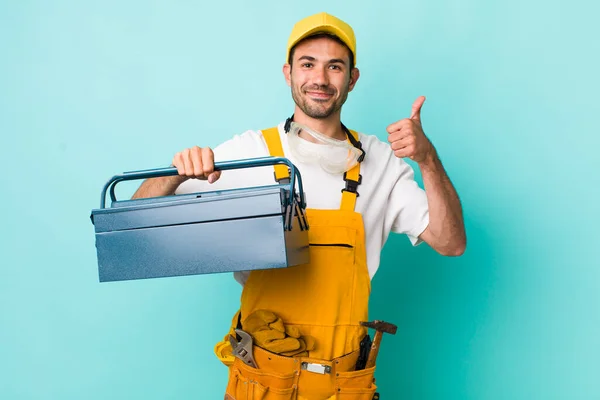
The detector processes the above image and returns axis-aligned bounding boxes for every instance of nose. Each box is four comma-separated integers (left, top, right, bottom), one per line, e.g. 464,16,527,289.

311,65,329,86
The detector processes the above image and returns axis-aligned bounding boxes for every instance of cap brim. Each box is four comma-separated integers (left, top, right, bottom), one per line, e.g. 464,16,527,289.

287,26,354,65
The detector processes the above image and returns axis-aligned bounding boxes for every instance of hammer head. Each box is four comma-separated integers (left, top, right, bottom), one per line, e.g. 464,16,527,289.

360,320,397,334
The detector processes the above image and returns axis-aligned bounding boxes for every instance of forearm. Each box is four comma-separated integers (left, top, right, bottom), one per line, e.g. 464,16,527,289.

419,150,466,255
131,175,187,199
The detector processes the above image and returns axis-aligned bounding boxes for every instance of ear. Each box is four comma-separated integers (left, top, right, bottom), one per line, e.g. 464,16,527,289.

283,64,291,87
348,68,360,92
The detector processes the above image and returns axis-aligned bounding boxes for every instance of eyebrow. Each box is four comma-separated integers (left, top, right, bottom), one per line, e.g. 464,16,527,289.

297,55,347,66
298,55,316,62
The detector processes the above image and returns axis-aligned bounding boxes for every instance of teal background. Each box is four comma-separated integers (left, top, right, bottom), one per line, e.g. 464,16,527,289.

1,0,598,399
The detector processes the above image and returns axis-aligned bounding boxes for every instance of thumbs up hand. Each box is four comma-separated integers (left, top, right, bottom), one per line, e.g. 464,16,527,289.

387,96,435,164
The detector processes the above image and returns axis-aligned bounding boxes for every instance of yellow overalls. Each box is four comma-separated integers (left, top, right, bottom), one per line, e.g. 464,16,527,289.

215,126,377,399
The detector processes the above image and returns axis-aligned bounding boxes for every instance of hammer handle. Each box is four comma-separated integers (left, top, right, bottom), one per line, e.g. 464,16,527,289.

365,331,383,369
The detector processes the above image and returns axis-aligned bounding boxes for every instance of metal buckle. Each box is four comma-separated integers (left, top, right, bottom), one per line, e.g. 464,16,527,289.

301,362,331,375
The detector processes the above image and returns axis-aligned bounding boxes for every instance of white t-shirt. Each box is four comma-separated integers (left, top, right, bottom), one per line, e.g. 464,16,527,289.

175,122,429,284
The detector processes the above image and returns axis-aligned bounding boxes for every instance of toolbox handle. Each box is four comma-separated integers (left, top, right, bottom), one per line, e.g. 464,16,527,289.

100,156,305,209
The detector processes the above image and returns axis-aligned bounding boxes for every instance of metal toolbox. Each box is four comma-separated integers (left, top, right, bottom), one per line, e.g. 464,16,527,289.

90,157,309,282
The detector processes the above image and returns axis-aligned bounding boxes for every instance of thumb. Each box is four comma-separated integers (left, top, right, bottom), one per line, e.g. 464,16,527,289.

410,96,426,121
208,170,221,183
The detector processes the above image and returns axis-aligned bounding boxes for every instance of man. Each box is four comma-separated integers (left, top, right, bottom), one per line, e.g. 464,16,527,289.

133,12,465,399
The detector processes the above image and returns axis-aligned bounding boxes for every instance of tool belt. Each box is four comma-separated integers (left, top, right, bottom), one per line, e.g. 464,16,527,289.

227,342,378,399
220,311,381,399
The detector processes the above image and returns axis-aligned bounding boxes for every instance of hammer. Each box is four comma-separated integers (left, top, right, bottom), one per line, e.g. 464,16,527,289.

360,320,398,369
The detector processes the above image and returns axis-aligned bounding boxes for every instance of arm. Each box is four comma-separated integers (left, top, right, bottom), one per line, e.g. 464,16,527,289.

131,146,220,199
416,151,466,256
131,175,187,199
387,96,466,256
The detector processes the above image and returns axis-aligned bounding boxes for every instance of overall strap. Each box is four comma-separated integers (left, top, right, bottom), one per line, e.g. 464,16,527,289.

263,125,362,211
341,163,361,211
340,129,362,212
340,130,362,211
261,127,290,182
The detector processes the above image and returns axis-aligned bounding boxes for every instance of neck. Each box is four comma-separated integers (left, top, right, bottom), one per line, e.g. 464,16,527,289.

292,108,346,142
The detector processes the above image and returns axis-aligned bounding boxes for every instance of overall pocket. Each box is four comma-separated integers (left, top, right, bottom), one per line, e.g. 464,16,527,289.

226,357,297,400
334,366,377,399
335,366,375,388
335,386,378,400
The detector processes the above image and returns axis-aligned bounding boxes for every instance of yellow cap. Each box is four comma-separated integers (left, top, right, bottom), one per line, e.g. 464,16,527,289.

286,12,356,67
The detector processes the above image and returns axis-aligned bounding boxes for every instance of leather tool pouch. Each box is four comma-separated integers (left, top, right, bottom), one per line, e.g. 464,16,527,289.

225,345,378,399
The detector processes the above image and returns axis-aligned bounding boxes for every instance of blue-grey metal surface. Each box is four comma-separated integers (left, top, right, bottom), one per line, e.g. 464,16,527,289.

92,187,285,233
100,157,306,211
90,157,309,282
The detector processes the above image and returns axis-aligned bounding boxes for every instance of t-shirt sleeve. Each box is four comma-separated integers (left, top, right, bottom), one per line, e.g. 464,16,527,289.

387,160,430,246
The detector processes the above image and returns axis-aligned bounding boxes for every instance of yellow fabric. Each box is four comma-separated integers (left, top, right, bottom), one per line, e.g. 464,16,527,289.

214,309,241,367
227,345,377,400
217,126,375,399
340,129,360,211
242,310,315,357
261,127,289,182
286,12,357,67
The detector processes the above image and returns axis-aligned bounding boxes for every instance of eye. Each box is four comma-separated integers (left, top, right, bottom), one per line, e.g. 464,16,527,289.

329,64,342,70
301,62,313,68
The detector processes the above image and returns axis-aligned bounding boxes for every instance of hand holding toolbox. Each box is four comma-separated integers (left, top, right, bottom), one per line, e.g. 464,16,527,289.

90,157,309,282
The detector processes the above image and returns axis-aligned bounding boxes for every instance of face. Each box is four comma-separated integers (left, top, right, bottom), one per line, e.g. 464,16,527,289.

284,36,360,120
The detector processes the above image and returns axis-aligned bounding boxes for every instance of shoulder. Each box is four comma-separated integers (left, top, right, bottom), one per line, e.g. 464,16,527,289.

220,128,264,146
353,130,401,165
353,130,416,179
222,123,285,145
212,124,284,159
355,131,391,155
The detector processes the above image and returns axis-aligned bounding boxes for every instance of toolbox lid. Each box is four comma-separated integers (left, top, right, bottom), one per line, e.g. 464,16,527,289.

91,185,290,233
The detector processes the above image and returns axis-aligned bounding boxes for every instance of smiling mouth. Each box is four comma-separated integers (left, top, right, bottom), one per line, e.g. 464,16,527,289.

306,91,334,100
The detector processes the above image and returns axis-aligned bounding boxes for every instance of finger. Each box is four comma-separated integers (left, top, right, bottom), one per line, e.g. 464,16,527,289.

201,147,215,176
387,128,413,144
200,148,221,183
189,146,204,177
390,136,414,151
208,171,221,184
386,118,412,134
393,145,415,159
172,153,185,176
182,148,195,177
410,96,426,121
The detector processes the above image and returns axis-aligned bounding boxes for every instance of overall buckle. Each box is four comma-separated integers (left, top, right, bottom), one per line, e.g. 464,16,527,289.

341,172,362,197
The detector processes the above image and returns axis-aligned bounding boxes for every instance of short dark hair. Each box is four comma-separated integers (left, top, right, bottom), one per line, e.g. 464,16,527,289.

288,33,355,68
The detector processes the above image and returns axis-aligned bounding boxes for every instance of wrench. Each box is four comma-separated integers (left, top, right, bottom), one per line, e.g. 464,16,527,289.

228,329,257,368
